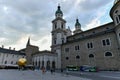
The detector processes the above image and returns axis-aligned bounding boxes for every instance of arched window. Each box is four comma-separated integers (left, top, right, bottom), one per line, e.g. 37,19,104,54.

11,61,13,64
39,61,40,67
55,22,57,29
76,55,80,59
105,52,112,57
52,61,56,69
54,38,56,44
5,61,7,64
61,22,63,29
33,61,34,65
35,61,37,66
89,54,94,58
42,61,44,67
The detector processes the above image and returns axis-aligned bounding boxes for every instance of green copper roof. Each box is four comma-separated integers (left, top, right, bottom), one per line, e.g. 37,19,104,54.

75,19,81,26
55,5,63,15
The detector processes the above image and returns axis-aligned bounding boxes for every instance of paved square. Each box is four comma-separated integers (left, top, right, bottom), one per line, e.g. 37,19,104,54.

0,70,90,80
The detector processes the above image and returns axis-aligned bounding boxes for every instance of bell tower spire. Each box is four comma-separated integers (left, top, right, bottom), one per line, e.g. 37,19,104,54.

26,37,30,47
73,18,82,34
55,4,63,18
51,5,67,69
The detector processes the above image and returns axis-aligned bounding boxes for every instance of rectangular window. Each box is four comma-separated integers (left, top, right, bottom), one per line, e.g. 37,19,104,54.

119,15,120,20
55,23,57,29
102,39,110,46
90,43,93,48
106,39,110,45
116,17,119,24
75,45,80,50
65,48,69,52
87,42,93,49
54,39,56,44
87,43,90,48
102,40,106,46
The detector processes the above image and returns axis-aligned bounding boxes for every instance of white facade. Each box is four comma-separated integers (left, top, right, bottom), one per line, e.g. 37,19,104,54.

0,48,26,67
32,51,57,69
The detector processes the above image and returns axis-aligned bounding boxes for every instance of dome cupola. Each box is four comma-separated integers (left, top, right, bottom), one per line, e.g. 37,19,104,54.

110,0,120,26
73,18,82,34
114,0,120,4
55,5,63,18
75,19,81,27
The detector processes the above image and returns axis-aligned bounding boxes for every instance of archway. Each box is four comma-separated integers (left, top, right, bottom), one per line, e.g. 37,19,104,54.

52,61,56,69
41,61,44,69
38,61,40,68
46,61,50,70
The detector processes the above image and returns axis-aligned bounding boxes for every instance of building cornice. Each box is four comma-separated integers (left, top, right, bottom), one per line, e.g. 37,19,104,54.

52,17,66,23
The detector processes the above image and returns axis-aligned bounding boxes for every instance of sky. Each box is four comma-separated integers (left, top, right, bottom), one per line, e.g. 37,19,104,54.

0,0,115,51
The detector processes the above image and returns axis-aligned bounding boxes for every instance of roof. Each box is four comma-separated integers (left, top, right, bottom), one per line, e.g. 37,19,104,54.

64,22,114,44
32,50,57,56
0,47,25,55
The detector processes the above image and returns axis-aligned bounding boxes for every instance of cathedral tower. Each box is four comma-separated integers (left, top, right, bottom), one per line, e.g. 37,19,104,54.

25,38,39,65
110,0,120,26
51,5,67,69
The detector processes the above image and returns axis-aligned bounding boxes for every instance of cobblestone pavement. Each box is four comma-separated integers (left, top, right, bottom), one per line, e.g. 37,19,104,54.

0,70,91,80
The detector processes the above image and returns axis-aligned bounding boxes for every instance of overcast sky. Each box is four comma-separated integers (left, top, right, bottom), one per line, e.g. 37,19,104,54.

0,0,114,51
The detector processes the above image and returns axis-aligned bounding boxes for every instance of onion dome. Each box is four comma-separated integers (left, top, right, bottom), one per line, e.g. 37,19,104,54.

75,19,81,27
55,5,63,17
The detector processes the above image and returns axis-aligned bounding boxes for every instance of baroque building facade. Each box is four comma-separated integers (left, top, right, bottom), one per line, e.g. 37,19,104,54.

61,0,120,70
26,0,120,70
0,0,120,70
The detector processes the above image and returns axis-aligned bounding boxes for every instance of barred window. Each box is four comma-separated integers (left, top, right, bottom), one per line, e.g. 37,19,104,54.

75,45,80,50
89,54,94,58
102,39,111,46
105,52,112,57
87,42,93,49
65,48,69,52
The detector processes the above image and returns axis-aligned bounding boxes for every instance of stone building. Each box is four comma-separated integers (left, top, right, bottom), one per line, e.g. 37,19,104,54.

24,38,58,69
1,0,120,70
28,0,120,70
60,0,120,70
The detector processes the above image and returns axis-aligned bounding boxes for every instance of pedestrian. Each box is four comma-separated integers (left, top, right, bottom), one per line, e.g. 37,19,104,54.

61,69,63,73
66,68,69,75
42,67,46,74
50,68,53,74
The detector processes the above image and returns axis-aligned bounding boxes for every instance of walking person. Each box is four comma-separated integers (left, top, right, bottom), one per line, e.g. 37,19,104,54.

61,68,63,73
42,67,46,74
50,68,53,74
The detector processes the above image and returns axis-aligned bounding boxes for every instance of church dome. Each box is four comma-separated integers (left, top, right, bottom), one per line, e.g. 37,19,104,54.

114,0,120,4
55,5,63,15
75,19,81,27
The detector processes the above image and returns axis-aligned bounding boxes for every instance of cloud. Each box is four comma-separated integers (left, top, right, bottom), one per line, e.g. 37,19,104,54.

0,0,114,50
